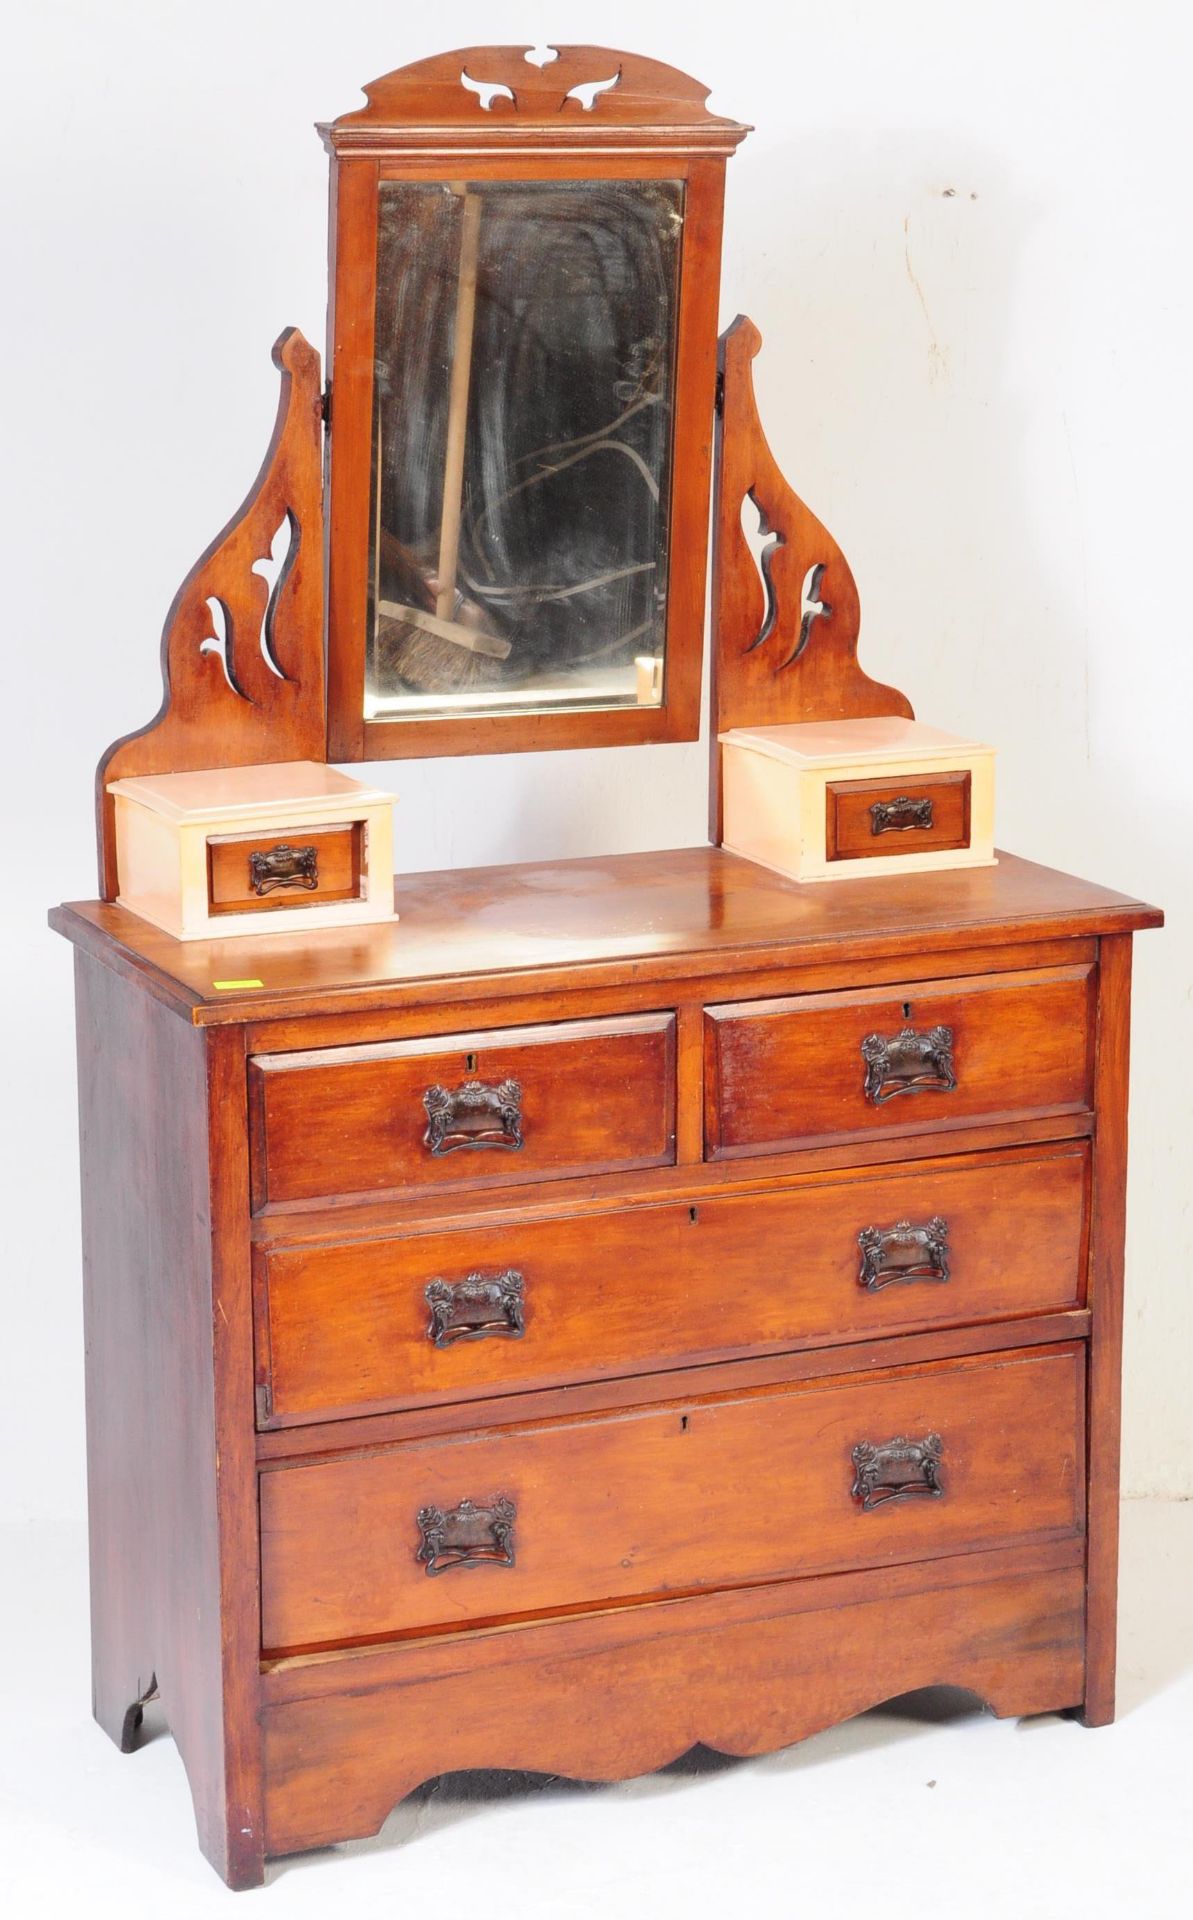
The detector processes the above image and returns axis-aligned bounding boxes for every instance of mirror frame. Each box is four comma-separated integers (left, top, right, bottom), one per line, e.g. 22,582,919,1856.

321,46,748,762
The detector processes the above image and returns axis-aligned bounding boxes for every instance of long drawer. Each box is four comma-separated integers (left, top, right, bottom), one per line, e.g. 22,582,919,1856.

249,1012,676,1208
254,1144,1088,1427
258,1343,1085,1653
705,964,1094,1159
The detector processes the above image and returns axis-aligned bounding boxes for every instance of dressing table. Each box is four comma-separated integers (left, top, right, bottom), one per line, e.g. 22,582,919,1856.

50,45,1161,1888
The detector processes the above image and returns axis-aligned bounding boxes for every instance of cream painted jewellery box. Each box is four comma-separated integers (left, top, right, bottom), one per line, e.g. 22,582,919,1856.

719,717,996,883
107,761,396,939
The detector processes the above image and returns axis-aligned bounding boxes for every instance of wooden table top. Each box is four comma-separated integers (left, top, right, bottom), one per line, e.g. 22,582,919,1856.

50,846,1162,1027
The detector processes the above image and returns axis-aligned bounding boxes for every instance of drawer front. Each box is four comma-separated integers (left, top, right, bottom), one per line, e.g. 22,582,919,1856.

208,822,364,914
826,772,971,862
250,1013,676,1208
259,1343,1085,1652
256,1144,1088,1426
706,965,1093,1160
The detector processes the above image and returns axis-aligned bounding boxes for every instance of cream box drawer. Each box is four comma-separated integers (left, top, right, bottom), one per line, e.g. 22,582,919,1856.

719,715,995,883
108,759,395,939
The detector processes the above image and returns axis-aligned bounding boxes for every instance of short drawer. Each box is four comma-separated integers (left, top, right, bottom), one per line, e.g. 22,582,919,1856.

705,964,1094,1160
208,822,365,915
258,1342,1085,1652
826,772,971,862
254,1143,1088,1426
249,1013,676,1209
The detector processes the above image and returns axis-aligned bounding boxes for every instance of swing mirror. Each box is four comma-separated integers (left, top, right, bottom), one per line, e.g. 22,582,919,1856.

322,48,748,760
369,176,682,724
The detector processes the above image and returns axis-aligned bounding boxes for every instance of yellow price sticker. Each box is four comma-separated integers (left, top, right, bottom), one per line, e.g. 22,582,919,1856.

212,978,265,991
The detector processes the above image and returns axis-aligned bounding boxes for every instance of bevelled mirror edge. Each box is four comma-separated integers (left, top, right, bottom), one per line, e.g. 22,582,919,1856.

320,47,749,763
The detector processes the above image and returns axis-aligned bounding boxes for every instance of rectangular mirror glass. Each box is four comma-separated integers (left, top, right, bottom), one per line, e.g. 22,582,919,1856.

367,177,683,720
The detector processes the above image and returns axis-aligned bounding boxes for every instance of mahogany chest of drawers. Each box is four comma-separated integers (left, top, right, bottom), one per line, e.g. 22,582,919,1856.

51,844,1160,1887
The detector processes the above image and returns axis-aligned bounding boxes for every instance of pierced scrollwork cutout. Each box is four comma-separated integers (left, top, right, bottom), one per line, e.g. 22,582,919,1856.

251,511,299,682
197,519,301,701
861,1026,956,1105
870,794,934,836
459,69,516,111
740,488,785,657
426,1270,525,1347
423,1079,524,1154
248,843,319,895
791,561,833,669
851,1433,944,1511
416,1496,517,1576
738,507,835,673
458,56,620,114
566,71,621,112
198,595,245,698
857,1217,950,1292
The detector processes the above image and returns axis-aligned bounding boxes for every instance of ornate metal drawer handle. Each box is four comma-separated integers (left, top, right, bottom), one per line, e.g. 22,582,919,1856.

861,1025,956,1104
416,1496,517,1576
851,1434,944,1511
857,1217,950,1292
870,794,934,836
426,1270,525,1346
248,842,319,895
423,1079,523,1154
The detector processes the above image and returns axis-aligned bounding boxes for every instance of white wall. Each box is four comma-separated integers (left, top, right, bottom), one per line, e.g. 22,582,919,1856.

4,0,1190,1517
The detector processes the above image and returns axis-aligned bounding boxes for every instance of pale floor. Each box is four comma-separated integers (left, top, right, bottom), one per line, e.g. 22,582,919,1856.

1,1501,1190,1917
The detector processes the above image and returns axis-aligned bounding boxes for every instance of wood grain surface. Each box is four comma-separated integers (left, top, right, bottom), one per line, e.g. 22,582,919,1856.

260,1548,1084,1853
259,1343,1085,1652
827,770,971,861
208,822,363,913
706,964,1095,1158
73,955,264,1886
249,1012,676,1208
49,846,1162,1028
256,1142,1088,1426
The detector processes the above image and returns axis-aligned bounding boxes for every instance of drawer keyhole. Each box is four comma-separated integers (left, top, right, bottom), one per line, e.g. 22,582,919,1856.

465,1052,478,1074
902,1002,912,1020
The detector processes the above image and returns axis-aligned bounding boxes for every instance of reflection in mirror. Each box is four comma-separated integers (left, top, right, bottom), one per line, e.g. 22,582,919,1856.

367,178,684,720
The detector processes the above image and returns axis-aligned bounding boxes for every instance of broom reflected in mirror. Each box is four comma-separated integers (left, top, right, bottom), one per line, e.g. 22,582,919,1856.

375,185,514,692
